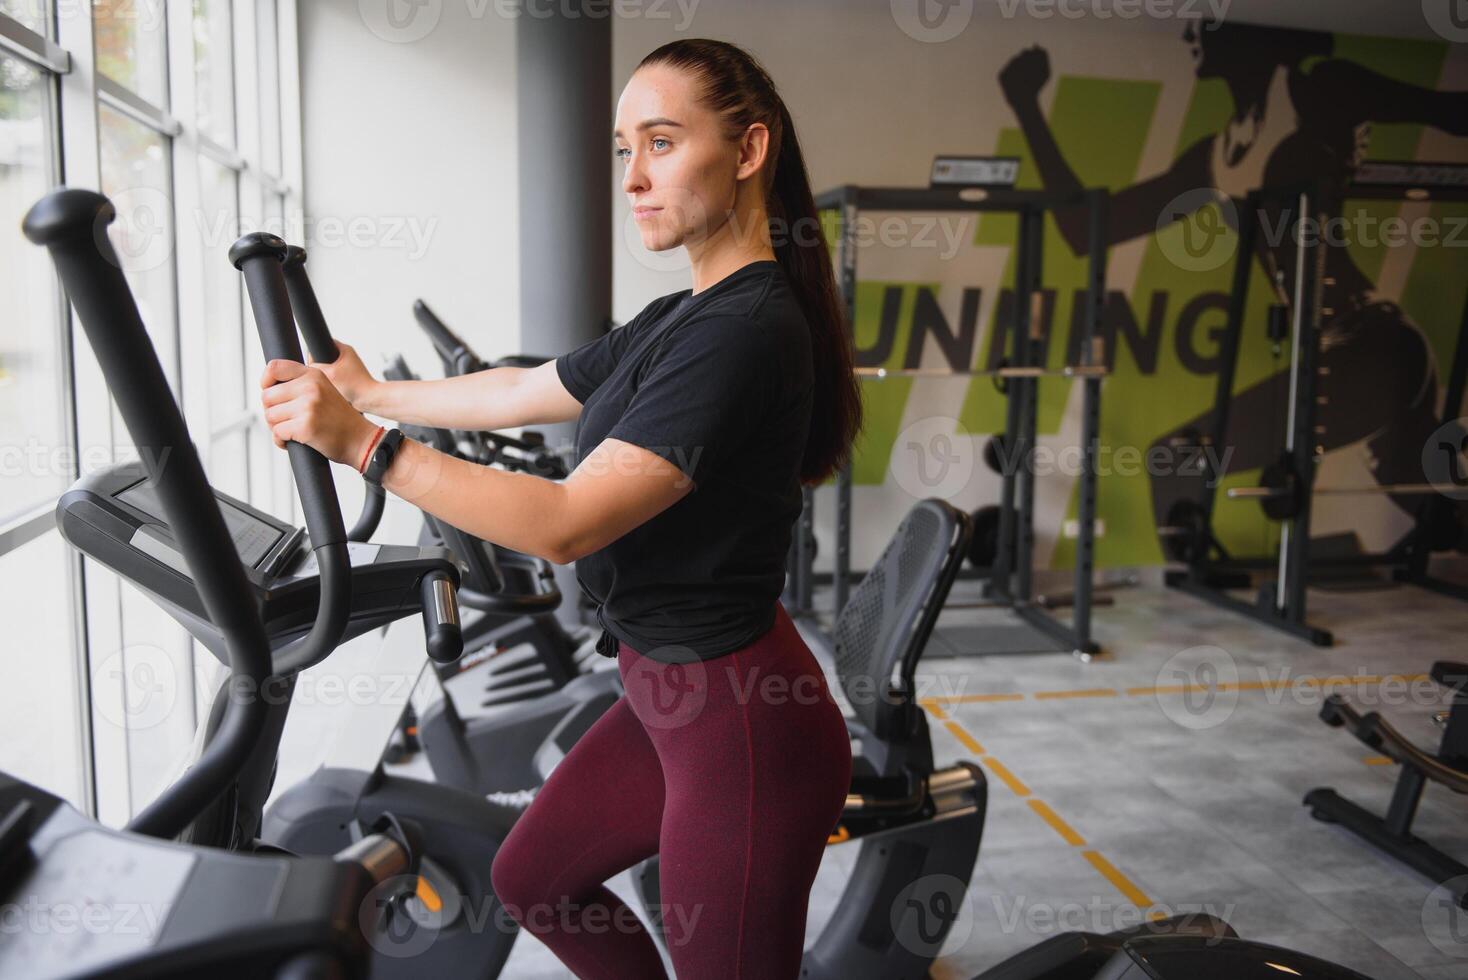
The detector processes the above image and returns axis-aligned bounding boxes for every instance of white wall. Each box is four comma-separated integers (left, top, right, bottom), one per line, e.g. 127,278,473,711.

297,0,519,399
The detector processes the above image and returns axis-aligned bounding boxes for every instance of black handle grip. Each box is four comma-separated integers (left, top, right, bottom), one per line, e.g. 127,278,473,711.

281,245,341,365
231,233,347,552
412,299,466,362
24,188,272,841
419,570,463,664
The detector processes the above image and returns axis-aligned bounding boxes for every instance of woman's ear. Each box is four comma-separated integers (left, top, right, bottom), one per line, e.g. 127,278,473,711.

736,123,771,182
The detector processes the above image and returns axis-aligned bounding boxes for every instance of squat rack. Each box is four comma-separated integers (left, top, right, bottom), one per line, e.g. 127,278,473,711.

1164,170,1468,646
786,185,1110,659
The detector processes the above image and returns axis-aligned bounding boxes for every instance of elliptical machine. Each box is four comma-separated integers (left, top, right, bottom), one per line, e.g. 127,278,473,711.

7,187,428,980
44,215,526,978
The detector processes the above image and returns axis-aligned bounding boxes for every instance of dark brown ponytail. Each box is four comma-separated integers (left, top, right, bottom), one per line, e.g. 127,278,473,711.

637,38,862,486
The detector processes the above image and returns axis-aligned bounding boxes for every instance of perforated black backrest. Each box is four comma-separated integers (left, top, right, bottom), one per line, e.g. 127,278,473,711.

833,498,971,743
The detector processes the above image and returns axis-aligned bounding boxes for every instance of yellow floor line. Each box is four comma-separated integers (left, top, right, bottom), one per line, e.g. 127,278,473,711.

944,693,1026,704
981,756,1031,798
1027,799,1086,846
920,699,950,721
1363,755,1395,766
1083,850,1154,909
930,672,1432,706
943,720,984,755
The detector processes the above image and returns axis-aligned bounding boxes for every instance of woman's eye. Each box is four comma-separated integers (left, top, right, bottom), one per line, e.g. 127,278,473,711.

614,147,629,161
651,137,669,151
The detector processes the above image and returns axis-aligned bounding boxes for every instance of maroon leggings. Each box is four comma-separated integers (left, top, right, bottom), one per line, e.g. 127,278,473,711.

490,603,852,978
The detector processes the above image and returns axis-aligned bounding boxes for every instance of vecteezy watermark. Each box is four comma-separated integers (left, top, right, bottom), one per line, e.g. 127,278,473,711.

623,649,709,730
1156,189,1238,273
1420,876,1468,958
994,0,1232,23
58,0,167,34
1257,209,1468,251
891,873,975,957
104,185,174,275
0,895,172,939
987,896,1236,939
1421,0,1468,43
1422,418,1468,502
91,644,179,733
1154,645,1240,731
360,0,700,43
0,440,174,483
889,0,974,43
891,416,978,501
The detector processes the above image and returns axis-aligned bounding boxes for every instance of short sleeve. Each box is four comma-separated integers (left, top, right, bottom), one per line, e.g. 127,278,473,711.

555,323,636,405
604,316,775,489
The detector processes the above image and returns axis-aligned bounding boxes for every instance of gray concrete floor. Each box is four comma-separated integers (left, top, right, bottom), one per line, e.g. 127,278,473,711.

436,573,1468,978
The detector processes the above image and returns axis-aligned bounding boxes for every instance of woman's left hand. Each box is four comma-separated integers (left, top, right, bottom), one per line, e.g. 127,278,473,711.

260,359,381,468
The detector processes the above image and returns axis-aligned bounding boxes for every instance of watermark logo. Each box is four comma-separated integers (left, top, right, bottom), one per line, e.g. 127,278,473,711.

1155,645,1238,730
360,0,443,43
890,0,973,42
1420,877,1468,957
890,873,974,956
624,649,708,730
92,644,178,732
104,186,173,274
1422,0,1468,42
361,873,445,959
1422,418,1468,502
1156,189,1237,272
891,415,976,501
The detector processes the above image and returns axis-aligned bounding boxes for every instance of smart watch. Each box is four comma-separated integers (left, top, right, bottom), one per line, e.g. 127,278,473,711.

363,427,406,487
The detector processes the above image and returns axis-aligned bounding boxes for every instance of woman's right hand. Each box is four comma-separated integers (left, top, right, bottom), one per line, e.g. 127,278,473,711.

310,340,379,411
999,45,1051,110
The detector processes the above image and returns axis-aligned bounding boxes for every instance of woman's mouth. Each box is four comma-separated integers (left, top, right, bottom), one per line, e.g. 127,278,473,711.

633,206,662,221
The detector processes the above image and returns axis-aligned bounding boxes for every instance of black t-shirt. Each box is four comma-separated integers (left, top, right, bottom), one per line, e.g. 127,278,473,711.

555,260,813,664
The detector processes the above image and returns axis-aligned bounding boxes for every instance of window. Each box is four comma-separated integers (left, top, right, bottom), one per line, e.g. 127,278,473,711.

193,0,234,147
98,103,178,383
0,0,300,819
0,52,63,520
0,0,47,35
93,0,168,108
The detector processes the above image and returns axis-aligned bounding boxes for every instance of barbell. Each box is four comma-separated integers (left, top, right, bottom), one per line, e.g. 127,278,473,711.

1224,452,1449,521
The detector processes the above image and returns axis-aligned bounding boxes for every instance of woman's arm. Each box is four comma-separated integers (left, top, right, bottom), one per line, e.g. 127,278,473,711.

382,436,691,564
1306,60,1468,137
259,358,690,564
358,359,585,431
318,342,584,431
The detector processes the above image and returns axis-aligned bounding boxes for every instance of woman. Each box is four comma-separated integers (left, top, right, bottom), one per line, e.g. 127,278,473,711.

999,21,1468,542
258,38,861,979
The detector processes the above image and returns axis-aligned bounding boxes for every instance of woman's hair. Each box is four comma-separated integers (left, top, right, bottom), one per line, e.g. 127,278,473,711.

638,38,862,487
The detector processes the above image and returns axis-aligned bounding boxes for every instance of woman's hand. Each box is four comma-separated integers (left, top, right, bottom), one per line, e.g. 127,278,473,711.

309,341,379,411
998,45,1051,110
260,360,381,467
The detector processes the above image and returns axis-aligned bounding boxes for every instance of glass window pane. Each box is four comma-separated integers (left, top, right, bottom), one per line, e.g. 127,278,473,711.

1,1,49,35
192,0,234,146
256,0,280,175
0,531,85,808
209,428,247,500
98,102,177,394
114,573,197,812
0,52,63,520
193,156,243,427
2,1,49,35
93,0,168,107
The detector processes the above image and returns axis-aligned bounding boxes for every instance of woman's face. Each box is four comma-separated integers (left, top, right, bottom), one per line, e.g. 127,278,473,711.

614,65,748,254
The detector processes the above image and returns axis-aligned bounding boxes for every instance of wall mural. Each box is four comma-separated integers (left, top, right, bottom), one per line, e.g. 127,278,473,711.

833,20,1468,570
